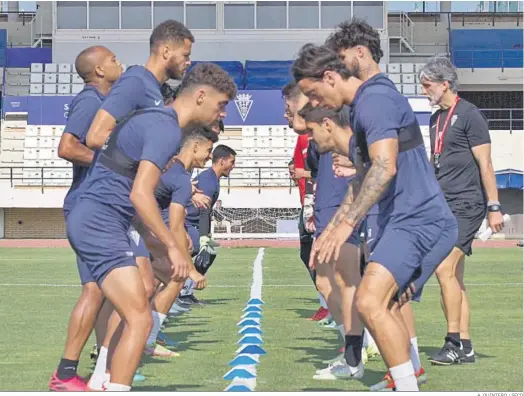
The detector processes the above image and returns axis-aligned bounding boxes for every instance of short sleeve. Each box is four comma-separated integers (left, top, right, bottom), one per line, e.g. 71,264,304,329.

101,76,146,121
464,108,491,148
196,173,218,199
64,96,101,142
172,177,193,206
141,119,181,170
355,94,401,146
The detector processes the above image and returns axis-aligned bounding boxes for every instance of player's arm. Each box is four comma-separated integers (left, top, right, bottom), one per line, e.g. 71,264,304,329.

58,97,99,166
86,77,145,149
468,110,504,232
170,181,207,289
328,97,399,230
196,177,217,236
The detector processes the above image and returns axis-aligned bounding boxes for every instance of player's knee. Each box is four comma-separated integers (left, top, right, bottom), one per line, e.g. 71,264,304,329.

81,282,104,305
355,289,383,323
142,280,155,300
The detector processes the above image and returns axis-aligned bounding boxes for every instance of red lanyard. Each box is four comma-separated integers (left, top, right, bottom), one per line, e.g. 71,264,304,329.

434,96,460,155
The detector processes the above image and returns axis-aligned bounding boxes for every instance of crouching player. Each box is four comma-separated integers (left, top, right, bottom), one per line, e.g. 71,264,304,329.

178,144,237,305
297,107,365,380
143,127,218,349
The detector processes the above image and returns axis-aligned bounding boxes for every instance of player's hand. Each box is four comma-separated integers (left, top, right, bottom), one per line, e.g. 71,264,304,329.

488,211,504,233
309,239,319,270
316,221,353,264
189,269,207,290
294,168,308,179
332,153,353,167
192,192,211,209
334,166,356,178
305,217,316,233
168,247,190,282
398,283,416,307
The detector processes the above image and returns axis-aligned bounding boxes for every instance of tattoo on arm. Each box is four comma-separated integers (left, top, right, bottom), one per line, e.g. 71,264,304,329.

331,153,394,228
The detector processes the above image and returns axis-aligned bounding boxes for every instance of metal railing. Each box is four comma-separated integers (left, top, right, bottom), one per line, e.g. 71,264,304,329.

452,48,524,72
480,108,524,131
0,166,297,194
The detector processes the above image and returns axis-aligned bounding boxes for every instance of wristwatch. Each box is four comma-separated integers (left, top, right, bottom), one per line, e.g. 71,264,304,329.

487,201,502,212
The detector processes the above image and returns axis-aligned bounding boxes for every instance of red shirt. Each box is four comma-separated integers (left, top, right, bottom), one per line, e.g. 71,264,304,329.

293,134,309,206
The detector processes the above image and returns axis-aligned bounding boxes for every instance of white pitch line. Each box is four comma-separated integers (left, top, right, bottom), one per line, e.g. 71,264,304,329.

0,282,522,288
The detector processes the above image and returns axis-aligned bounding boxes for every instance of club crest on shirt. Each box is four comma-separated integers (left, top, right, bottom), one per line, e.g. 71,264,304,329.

451,115,458,126
234,93,253,122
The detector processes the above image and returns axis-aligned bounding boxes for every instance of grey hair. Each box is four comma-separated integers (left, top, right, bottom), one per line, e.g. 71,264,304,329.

419,57,459,93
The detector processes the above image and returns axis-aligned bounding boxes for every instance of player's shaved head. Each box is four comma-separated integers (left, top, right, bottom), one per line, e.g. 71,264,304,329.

75,46,113,83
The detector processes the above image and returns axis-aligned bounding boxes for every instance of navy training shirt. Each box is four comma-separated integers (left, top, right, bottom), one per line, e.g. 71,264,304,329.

185,168,220,227
79,107,182,220
156,159,193,224
101,66,163,122
62,85,105,214
349,73,452,228
315,152,354,210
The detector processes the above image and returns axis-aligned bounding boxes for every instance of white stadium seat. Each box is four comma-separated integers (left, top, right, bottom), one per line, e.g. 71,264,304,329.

389,74,401,84
58,84,71,94
72,84,84,94
58,74,71,83
45,63,58,73
30,73,43,83
30,84,42,95
401,63,414,73
72,74,84,84
388,63,400,73
402,84,416,95
44,73,57,83
59,63,72,73
31,63,43,73
44,84,57,94
402,74,415,84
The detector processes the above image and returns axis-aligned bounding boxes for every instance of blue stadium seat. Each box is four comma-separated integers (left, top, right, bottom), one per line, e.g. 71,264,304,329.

245,75,290,90
244,61,294,90
451,29,523,69
188,60,245,88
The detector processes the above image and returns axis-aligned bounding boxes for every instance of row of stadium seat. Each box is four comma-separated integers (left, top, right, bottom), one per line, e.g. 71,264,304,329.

29,61,427,92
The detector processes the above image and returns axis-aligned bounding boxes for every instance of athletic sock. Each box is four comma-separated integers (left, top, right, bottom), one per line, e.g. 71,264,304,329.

337,324,345,341
318,293,328,309
344,335,363,367
447,332,461,347
147,311,166,346
179,279,194,297
56,358,79,380
88,346,108,390
410,337,421,372
105,383,131,391
461,339,473,354
362,328,375,348
390,360,418,391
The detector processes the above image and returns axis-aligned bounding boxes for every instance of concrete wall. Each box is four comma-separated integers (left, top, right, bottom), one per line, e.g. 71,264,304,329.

3,208,66,238
0,21,31,46
0,208,4,238
52,29,389,64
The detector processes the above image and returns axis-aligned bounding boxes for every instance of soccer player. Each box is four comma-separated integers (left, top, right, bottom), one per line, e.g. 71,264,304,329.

420,57,504,365
143,127,218,353
325,19,428,388
49,46,122,392
292,43,457,391
67,63,236,391
178,144,237,305
85,19,195,364
282,82,329,322
298,109,365,381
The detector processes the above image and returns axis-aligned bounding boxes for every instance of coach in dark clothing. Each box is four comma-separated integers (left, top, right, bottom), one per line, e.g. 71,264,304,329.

420,57,505,365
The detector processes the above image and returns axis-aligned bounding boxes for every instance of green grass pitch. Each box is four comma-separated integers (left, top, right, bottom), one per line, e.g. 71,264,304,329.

0,247,522,391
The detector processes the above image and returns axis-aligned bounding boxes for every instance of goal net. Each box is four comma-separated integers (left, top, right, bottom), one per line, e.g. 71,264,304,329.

211,207,301,239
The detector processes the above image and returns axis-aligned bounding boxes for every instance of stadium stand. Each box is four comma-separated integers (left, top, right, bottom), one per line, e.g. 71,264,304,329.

451,29,524,69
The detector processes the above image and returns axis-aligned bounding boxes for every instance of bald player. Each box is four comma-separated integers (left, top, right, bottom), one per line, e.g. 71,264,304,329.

49,46,122,392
